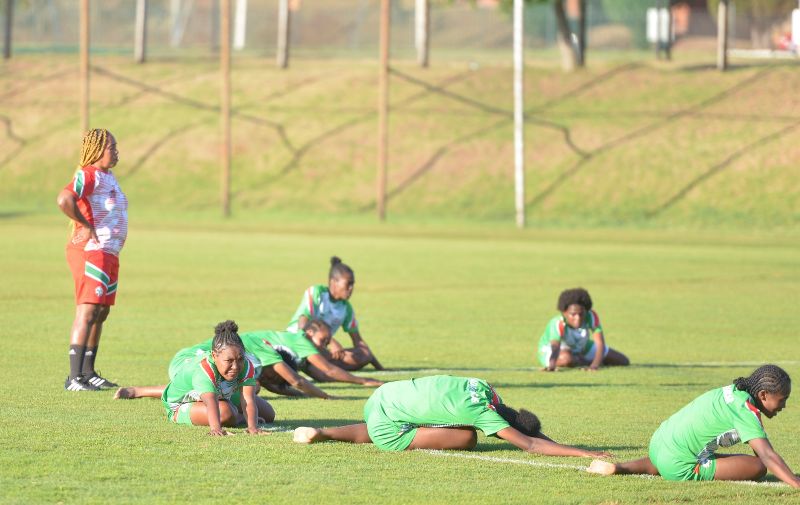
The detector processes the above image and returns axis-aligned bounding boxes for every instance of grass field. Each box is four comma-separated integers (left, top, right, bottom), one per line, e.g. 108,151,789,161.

1,213,799,504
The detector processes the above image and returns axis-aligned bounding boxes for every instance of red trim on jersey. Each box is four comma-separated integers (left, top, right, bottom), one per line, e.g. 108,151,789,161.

557,319,566,337
348,317,358,331
262,338,274,348
306,288,315,317
590,310,601,328
488,385,501,408
199,357,217,385
745,400,764,426
239,359,256,383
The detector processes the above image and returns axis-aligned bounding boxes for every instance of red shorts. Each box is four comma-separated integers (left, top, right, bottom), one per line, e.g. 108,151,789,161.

66,246,120,306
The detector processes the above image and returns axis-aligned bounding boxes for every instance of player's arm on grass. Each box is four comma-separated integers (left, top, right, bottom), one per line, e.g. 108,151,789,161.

240,385,263,434
273,361,333,399
201,392,227,436
264,382,305,397
306,354,383,386
587,331,606,371
545,340,560,371
496,427,611,458
749,438,800,488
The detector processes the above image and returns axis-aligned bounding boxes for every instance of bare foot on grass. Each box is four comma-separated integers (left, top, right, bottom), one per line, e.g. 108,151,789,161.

293,427,320,444
587,459,616,475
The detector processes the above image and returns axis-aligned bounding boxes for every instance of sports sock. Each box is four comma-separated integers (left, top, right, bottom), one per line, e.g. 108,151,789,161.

69,345,86,379
81,346,98,376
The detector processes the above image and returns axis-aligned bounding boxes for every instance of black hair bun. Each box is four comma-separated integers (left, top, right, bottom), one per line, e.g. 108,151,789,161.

330,256,342,266
214,319,239,336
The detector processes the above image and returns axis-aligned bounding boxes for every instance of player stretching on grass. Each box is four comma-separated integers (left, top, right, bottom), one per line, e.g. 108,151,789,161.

253,320,383,388
538,288,629,371
287,256,383,371
160,320,267,436
294,374,611,458
588,364,800,487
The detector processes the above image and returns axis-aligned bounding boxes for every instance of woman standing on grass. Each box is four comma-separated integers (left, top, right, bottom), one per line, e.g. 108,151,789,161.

287,256,383,371
588,364,800,487
294,374,611,458
57,129,126,391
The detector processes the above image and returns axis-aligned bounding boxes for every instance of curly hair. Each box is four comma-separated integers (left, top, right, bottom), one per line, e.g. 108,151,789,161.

557,288,593,312
212,320,245,353
495,403,541,437
329,256,354,281
734,364,791,410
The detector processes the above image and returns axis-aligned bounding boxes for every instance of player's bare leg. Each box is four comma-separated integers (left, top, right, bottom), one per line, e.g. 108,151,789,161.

294,423,371,444
189,400,238,427
329,347,373,371
603,348,630,366
588,457,659,476
713,454,767,481
114,385,166,399
407,427,477,451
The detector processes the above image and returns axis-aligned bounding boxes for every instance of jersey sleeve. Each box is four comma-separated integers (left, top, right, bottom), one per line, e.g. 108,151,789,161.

588,310,604,334
65,167,97,199
472,407,511,436
292,331,320,359
542,316,565,343
239,357,258,387
287,285,322,331
733,398,768,443
253,340,283,367
342,302,359,335
191,360,218,395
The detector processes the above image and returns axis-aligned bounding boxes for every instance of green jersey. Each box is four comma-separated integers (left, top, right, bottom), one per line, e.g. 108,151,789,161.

367,375,510,435
161,349,258,413
650,385,767,471
241,329,319,368
537,311,603,355
287,284,359,336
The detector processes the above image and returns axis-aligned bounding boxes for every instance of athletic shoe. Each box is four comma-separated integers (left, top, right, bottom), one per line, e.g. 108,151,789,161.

64,375,100,392
86,373,118,389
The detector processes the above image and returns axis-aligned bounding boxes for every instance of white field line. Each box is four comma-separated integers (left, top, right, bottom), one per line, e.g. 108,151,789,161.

418,450,787,488
370,361,800,376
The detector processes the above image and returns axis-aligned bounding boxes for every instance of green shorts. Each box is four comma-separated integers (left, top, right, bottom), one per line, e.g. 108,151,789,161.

648,429,716,481
363,389,417,451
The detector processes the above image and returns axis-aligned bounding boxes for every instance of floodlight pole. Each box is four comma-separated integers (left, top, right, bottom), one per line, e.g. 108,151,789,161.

415,0,429,68
513,0,525,228
80,0,89,133
3,0,12,60
220,0,232,217
377,0,390,221
717,0,729,71
134,0,148,63
276,0,290,68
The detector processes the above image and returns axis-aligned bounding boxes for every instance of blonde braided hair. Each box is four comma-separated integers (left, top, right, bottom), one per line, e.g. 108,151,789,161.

78,128,109,170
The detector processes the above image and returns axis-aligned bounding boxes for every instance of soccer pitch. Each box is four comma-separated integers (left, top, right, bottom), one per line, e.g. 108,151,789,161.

1,214,798,504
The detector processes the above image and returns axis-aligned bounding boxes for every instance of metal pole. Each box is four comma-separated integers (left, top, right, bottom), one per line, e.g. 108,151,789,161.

134,0,148,63
80,0,89,133
220,0,231,217
513,0,525,229
717,0,728,71
276,0,290,68
415,0,429,67
377,0,389,221
3,0,12,60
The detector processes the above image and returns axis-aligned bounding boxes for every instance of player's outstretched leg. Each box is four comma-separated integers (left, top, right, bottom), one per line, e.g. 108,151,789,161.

588,457,659,476
603,348,630,366
294,423,371,444
114,385,166,399
712,454,767,481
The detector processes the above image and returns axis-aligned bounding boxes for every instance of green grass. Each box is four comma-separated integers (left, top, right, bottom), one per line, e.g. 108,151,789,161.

1,54,799,229
1,214,799,504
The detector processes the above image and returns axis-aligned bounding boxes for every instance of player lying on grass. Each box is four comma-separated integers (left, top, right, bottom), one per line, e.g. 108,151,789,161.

587,364,800,487
538,288,629,371
287,256,383,371
249,320,383,388
155,320,267,436
115,320,381,401
294,374,611,458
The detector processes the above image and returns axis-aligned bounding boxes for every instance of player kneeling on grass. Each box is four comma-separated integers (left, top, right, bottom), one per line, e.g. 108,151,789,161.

588,364,800,488
538,288,629,371
294,374,611,458
158,320,266,436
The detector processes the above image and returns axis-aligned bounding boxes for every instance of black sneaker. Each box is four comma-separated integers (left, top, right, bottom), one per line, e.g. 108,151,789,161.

64,376,100,391
86,373,118,389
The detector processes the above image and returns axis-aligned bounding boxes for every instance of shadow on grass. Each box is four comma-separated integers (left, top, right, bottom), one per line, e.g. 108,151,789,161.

269,419,363,429
471,443,638,453
0,211,31,219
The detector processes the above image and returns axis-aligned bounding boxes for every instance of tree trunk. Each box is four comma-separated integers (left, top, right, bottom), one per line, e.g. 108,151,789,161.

577,0,586,67
553,0,577,71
